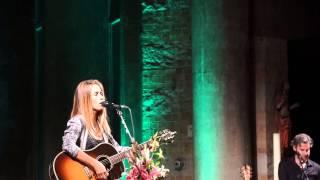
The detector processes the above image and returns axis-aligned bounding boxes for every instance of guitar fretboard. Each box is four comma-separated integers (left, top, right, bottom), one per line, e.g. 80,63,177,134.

108,141,149,165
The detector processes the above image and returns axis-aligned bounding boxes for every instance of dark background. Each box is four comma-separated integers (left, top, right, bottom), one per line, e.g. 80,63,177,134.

0,0,121,178
289,38,320,162
1,0,320,179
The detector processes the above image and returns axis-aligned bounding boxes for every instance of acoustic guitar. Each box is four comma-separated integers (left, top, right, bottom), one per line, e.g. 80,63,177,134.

50,129,176,180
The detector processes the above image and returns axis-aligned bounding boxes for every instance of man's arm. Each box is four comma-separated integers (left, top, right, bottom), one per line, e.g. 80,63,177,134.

278,160,288,180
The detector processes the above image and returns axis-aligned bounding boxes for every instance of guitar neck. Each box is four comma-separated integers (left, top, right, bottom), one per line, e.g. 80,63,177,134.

107,129,175,165
108,141,149,165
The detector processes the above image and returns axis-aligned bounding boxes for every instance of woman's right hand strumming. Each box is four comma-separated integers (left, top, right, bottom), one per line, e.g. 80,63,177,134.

93,160,109,179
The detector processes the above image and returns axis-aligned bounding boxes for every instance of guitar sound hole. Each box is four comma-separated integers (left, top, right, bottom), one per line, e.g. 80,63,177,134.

97,155,112,170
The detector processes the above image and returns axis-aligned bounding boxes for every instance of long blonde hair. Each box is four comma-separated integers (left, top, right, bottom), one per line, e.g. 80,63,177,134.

70,79,111,139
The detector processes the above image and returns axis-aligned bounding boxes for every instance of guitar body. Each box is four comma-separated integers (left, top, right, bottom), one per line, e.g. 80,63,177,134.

52,143,125,180
50,129,176,180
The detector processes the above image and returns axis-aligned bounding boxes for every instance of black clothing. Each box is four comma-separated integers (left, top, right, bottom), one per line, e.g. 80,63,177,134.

279,157,320,180
85,134,104,149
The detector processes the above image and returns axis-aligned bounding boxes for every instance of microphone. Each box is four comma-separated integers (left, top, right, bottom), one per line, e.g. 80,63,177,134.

100,101,128,109
101,100,135,142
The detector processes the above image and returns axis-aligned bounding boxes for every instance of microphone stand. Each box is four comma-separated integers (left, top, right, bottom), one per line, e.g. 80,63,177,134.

114,108,135,144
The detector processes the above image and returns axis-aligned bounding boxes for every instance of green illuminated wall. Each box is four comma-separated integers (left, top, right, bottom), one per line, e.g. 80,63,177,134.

192,0,226,178
140,0,192,144
192,0,252,179
192,39,226,179
139,1,194,179
192,71,225,179
121,0,252,179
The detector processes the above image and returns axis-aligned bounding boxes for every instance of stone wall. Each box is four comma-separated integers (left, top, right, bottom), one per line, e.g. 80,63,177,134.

141,0,193,178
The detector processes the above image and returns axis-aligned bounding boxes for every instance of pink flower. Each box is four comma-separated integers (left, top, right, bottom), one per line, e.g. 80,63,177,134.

127,131,172,180
126,166,140,180
139,168,152,180
149,167,161,178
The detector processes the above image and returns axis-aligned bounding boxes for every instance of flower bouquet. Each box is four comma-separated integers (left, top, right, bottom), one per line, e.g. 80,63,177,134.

126,130,175,180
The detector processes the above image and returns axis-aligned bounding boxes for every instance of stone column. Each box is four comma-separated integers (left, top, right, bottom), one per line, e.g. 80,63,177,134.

138,0,194,179
192,0,252,179
255,37,288,180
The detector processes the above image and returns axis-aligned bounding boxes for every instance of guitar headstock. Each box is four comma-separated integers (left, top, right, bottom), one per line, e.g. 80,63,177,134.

152,129,176,145
240,164,252,180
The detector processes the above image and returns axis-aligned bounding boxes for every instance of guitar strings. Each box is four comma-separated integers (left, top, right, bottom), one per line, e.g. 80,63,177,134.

97,132,175,167
93,131,175,170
